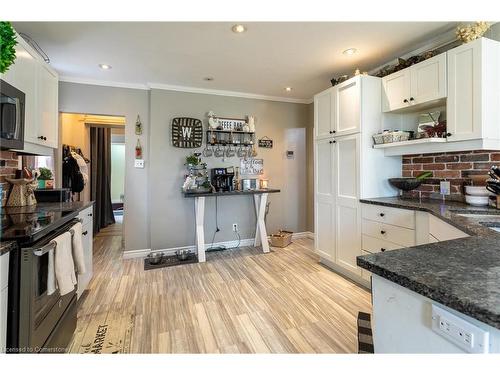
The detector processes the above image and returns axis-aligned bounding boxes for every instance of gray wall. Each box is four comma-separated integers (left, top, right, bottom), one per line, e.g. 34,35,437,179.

149,89,311,250
306,103,314,232
58,82,312,251
58,82,150,251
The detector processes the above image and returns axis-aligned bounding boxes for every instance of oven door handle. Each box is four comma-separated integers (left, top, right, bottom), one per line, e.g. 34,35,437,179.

30,218,83,257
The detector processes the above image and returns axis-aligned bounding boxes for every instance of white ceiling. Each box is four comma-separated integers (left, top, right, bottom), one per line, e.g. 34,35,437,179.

13,22,457,101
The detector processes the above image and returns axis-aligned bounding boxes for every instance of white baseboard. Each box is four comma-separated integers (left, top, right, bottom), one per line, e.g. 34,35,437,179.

123,231,315,260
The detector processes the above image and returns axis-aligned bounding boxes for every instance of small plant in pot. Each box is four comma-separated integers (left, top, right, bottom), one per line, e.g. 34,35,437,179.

37,167,54,189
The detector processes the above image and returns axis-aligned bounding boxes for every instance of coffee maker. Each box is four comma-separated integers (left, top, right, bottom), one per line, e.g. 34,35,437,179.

211,167,234,192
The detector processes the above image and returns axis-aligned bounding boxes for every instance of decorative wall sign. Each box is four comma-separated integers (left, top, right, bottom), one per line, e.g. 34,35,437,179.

216,117,247,131
240,158,264,175
258,136,273,148
172,117,203,148
135,115,143,135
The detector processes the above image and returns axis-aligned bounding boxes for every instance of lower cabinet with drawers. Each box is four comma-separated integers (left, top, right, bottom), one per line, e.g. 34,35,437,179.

359,203,468,287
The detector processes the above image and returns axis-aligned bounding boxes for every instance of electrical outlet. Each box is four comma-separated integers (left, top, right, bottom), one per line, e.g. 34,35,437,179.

134,159,145,168
440,180,450,195
232,223,238,232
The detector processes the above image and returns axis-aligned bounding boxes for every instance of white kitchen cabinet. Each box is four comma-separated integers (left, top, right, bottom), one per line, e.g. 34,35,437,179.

314,88,334,139
77,206,94,298
428,214,468,242
314,76,401,286
0,33,59,153
382,53,446,112
334,79,360,136
447,38,500,142
334,133,361,275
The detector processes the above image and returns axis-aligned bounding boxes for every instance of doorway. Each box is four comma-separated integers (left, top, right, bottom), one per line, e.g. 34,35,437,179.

59,113,126,234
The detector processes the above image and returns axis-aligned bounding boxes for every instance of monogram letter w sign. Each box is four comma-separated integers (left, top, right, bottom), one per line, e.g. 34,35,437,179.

171,117,203,148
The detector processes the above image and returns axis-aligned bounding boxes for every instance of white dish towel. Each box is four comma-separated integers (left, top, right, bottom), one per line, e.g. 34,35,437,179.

71,221,86,274
47,231,77,296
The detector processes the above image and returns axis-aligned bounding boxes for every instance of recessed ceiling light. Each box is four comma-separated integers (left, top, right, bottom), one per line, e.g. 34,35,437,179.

231,24,246,33
99,64,112,70
342,48,358,56
203,77,214,81
285,87,292,92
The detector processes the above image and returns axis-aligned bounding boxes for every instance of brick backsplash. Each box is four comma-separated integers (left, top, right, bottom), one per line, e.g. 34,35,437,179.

0,151,18,207
401,150,500,200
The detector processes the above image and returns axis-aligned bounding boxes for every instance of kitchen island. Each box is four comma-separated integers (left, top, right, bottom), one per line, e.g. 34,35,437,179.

357,197,500,353
184,189,280,262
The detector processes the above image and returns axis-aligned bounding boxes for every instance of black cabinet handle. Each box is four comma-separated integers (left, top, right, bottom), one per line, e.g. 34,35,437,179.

403,99,409,103
329,131,333,134
38,136,47,141
82,230,88,236
332,130,336,134
409,97,414,101
329,140,336,144
379,213,385,217
88,213,93,217
446,132,452,137
381,248,386,252
380,230,386,235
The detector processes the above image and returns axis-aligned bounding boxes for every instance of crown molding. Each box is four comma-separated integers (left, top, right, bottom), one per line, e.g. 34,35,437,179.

59,76,150,90
59,76,312,104
147,82,312,104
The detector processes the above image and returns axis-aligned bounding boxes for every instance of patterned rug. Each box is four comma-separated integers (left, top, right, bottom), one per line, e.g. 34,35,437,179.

357,311,374,354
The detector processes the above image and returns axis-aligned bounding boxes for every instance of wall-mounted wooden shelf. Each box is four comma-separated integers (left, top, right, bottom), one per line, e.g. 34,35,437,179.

373,137,447,149
206,129,255,146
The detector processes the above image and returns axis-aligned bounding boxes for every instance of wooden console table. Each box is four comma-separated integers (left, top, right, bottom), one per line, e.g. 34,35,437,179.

183,189,280,262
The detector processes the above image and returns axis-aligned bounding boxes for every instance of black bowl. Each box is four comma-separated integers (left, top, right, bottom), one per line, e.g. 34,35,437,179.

388,178,422,192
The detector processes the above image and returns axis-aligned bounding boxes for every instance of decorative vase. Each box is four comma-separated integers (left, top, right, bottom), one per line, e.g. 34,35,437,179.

6,178,37,206
45,179,54,189
38,180,46,189
247,116,255,132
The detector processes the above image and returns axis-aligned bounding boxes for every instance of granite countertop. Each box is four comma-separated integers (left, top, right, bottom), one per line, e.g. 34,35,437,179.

0,241,17,256
184,188,280,198
357,196,500,329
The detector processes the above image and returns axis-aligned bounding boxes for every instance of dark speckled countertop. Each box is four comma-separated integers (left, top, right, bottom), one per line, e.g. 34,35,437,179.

357,196,500,329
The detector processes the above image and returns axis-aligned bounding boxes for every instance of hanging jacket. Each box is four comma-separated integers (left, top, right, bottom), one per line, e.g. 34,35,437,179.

62,154,85,193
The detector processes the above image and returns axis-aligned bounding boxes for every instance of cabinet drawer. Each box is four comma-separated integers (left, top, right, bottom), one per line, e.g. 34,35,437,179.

362,234,404,254
429,215,468,242
362,219,415,247
77,206,94,227
0,253,9,290
362,204,415,229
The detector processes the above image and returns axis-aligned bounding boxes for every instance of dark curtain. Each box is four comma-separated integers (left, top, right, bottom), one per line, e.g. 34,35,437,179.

90,127,115,233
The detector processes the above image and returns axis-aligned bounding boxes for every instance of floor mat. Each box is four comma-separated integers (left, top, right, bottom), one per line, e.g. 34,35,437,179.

357,311,374,354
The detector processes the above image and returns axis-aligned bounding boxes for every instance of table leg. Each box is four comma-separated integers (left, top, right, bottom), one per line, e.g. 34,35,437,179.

253,194,261,247
195,197,206,262
256,193,270,253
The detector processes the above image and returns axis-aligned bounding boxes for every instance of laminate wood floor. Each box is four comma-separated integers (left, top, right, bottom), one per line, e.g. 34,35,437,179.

69,225,372,353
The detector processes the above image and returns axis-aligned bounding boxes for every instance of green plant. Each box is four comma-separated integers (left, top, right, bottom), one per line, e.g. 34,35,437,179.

38,167,53,180
185,155,199,166
416,171,433,180
0,22,17,74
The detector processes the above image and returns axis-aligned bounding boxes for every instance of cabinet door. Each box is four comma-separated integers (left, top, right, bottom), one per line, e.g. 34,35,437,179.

410,53,447,105
447,40,482,142
37,64,59,148
314,138,335,260
1,43,39,144
314,89,334,139
382,69,411,112
77,222,94,298
334,134,361,275
334,78,360,136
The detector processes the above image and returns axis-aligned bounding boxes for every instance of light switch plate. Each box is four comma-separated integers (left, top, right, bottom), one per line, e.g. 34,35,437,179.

134,159,145,168
440,180,450,195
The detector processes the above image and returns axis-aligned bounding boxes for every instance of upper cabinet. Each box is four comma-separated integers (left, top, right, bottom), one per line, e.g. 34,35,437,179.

0,34,59,153
447,37,500,142
314,76,361,139
382,53,447,112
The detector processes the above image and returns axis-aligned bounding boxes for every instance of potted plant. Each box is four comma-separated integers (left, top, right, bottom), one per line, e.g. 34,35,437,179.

37,167,54,189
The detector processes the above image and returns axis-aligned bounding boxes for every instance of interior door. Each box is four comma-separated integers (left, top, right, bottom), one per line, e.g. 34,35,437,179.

447,40,482,142
37,64,59,148
334,133,361,275
382,69,411,112
334,78,360,136
410,53,447,105
314,89,334,139
314,138,335,260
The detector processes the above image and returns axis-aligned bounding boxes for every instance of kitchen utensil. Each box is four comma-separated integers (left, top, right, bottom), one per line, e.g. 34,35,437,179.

465,186,490,196
486,185,500,195
176,249,190,261
147,252,163,265
491,166,500,179
202,144,213,157
388,178,422,192
214,144,224,158
465,195,489,206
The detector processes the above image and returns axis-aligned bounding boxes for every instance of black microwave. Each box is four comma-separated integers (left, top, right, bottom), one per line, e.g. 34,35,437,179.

1,79,25,150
